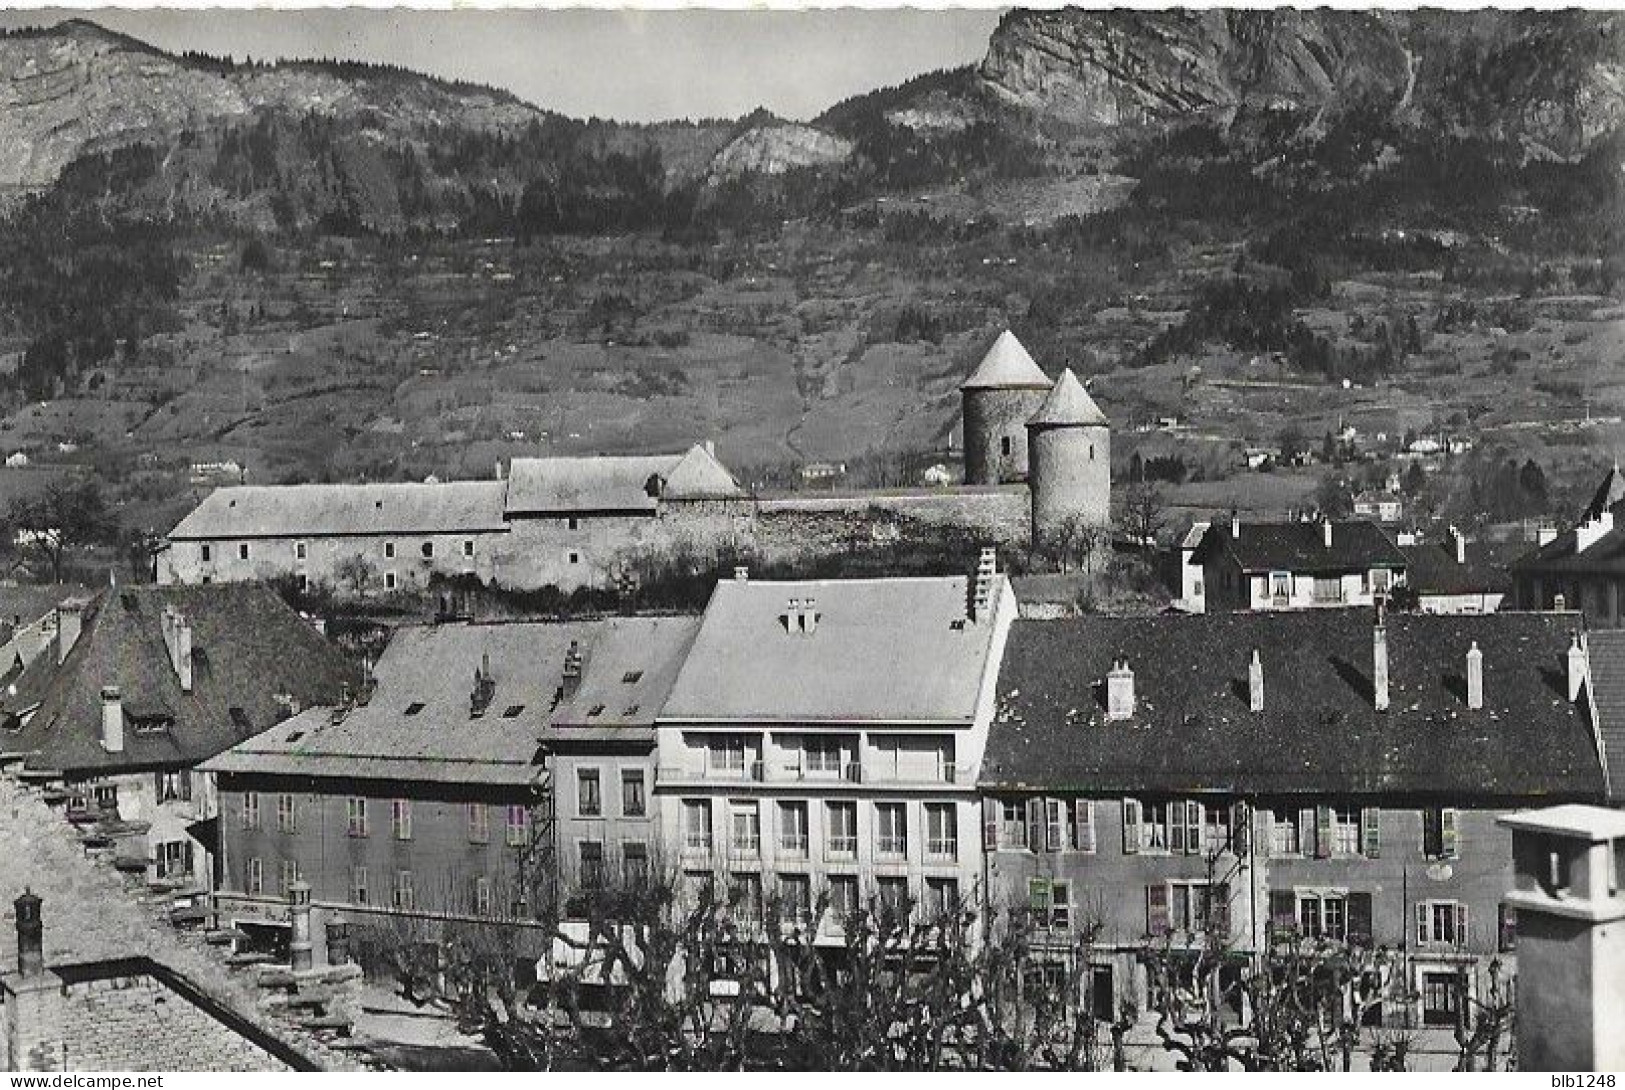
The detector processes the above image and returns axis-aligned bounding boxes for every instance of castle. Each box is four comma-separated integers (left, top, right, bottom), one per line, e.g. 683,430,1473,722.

154,330,1110,594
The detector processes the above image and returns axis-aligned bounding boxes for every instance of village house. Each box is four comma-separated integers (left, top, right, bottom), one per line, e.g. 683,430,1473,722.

653,554,1016,940
201,620,568,956
1352,491,1404,524
200,614,699,959
1192,515,1407,612
978,608,1608,1031
0,585,357,893
1511,463,1625,628
1398,528,1510,614
156,443,746,596
538,615,703,910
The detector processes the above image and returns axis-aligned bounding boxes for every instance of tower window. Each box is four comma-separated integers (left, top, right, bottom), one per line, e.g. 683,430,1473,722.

1001,436,1012,456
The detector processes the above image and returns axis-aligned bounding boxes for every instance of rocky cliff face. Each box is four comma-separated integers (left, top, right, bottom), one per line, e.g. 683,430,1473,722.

978,10,1411,127
976,8,1625,157
0,20,539,191
709,121,853,180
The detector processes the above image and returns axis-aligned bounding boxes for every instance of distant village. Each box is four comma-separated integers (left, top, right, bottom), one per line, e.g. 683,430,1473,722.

4,331,1625,1071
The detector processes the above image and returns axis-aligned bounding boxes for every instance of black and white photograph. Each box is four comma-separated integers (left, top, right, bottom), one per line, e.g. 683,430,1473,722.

0,1,1621,1074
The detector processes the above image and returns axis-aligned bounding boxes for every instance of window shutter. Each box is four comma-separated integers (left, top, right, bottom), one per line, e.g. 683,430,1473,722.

1361,808,1381,858
1455,903,1470,948
1298,808,1317,858
1347,891,1373,945
1268,889,1296,939
1146,883,1170,936
1229,801,1250,856
1028,877,1051,913
1186,801,1203,856
982,797,999,851
1046,798,1065,852
1315,806,1334,859
1441,808,1460,858
1026,798,1044,853
1499,904,1517,953
1169,805,1187,854
1416,902,1431,945
1422,808,1442,857
1074,800,1096,854
1123,799,1142,854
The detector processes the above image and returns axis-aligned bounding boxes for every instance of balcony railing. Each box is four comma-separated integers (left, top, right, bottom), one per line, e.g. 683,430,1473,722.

826,835,858,857
657,760,972,787
779,833,809,855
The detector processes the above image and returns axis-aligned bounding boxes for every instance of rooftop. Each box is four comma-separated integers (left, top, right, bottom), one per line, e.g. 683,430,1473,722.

167,479,508,540
541,615,703,744
1400,538,1511,596
982,611,1605,801
1193,518,1406,574
662,575,1009,724
959,330,1052,391
0,584,359,776
202,618,612,786
1586,628,1625,803
1027,368,1109,428
502,443,740,515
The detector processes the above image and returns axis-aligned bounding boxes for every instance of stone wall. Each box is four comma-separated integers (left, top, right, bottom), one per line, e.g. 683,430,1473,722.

748,488,1031,566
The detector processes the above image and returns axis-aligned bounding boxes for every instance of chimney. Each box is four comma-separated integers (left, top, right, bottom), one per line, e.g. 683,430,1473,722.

801,597,819,635
1247,649,1264,712
561,640,583,699
1555,593,1568,613
1538,524,1559,547
1322,517,1333,549
1230,511,1241,539
1568,631,1588,702
1106,659,1136,721
969,546,997,623
1372,612,1390,713
733,565,749,582
100,686,124,753
14,889,42,977
495,460,505,481
1451,526,1466,565
55,601,83,665
703,439,716,458
1466,641,1483,710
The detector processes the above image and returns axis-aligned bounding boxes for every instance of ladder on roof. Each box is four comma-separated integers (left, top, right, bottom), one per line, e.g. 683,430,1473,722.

969,546,998,622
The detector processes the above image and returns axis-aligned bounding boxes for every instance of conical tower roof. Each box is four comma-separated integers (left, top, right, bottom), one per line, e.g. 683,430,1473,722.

961,330,1052,391
1027,368,1108,428
1583,460,1625,521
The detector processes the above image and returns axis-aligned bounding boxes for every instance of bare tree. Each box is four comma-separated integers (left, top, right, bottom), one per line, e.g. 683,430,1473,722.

7,478,111,583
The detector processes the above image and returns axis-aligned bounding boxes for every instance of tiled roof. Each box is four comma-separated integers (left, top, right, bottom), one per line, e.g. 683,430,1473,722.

1400,540,1510,596
982,611,1605,801
1583,463,1625,522
1194,519,1406,574
203,617,694,785
502,444,740,515
1587,629,1625,803
167,480,508,539
662,576,1009,724
960,330,1052,390
1512,523,1625,574
1027,368,1108,428
0,584,360,776
541,615,703,745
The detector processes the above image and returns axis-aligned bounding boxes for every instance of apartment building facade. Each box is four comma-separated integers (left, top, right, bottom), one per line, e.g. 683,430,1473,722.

979,609,1609,1027
653,559,1016,939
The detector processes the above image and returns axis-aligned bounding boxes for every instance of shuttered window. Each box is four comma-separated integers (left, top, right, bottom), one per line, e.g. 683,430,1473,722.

1045,799,1067,852
1361,809,1381,858
982,797,999,851
1072,800,1096,854
1146,883,1170,936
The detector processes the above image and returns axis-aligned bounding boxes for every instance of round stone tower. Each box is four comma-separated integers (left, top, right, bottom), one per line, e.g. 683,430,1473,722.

1027,367,1111,547
960,330,1053,485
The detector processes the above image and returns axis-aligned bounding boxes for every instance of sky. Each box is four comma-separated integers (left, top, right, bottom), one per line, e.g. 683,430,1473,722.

0,7,1006,122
